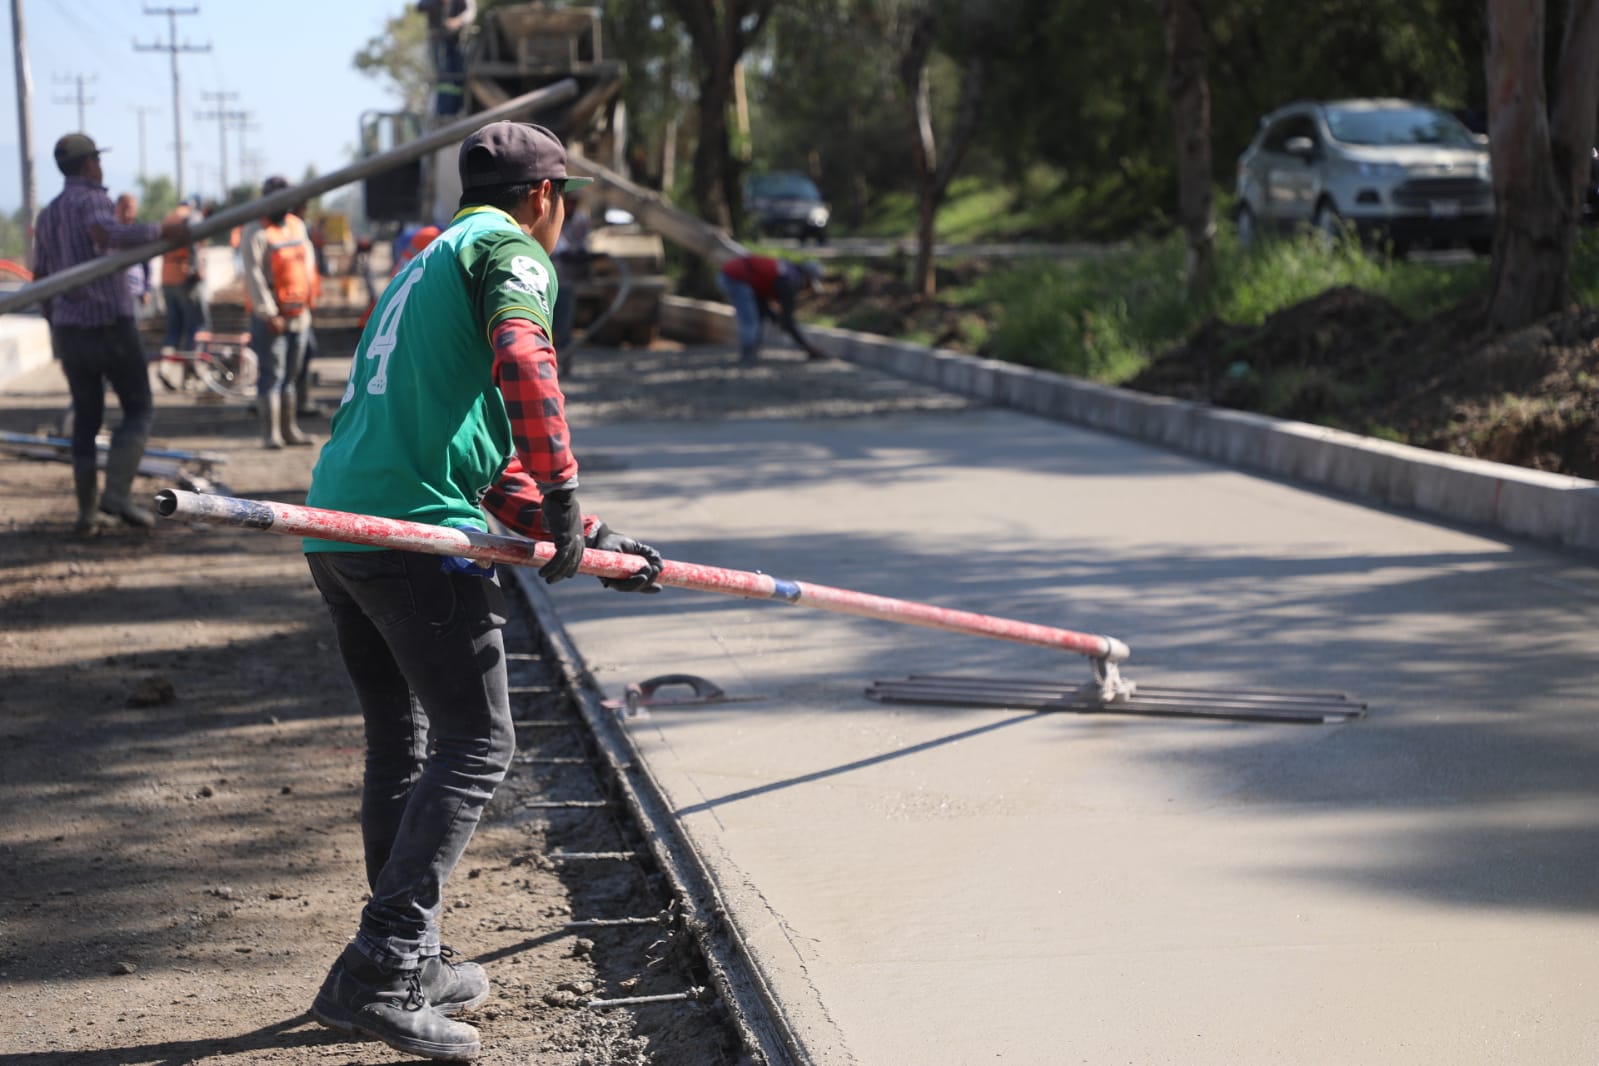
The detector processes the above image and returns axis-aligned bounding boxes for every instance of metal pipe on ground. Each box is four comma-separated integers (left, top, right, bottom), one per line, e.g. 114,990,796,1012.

0,79,581,317
152,488,1131,665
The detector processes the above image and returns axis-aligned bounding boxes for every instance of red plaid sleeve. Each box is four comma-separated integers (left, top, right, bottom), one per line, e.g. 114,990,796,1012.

481,317,596,539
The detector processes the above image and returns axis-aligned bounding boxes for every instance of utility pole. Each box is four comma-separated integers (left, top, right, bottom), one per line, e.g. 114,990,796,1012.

10,0,37,264
134,5,209,198
130,104,158,179
195,89,239,201
234,110,258,187
52,73,95,131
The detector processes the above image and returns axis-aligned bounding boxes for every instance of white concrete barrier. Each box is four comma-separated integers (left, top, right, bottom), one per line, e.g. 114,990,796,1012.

0,314,54,390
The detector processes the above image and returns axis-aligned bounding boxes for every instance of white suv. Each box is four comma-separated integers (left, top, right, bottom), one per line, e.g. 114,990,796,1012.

1235,99,1493,256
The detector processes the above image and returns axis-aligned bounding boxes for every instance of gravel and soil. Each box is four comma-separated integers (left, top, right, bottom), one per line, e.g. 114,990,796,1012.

1126,287,1599,479
0,329,965,1065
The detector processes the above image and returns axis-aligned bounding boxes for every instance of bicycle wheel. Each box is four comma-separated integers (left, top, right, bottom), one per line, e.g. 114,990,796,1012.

195,346,259,399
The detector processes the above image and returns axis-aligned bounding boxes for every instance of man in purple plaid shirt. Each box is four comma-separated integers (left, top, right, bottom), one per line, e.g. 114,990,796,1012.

33,133,188,533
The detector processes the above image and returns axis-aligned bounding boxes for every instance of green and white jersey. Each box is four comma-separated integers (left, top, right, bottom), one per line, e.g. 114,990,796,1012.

303,205,558,552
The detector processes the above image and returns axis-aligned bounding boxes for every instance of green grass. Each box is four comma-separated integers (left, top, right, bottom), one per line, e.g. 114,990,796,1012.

856,169,1088,243
1571,226,1599,305
980,230,1493,384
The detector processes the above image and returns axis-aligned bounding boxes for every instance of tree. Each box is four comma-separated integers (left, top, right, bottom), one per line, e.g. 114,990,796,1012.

600,0,698,191
135,175,180,224
0,208,30,262
662,0,778,234
353,9,432,119
1484,0,1599,330
1163,0,1214,296
747,0,907,229
884,0,995,297
979,0,1169,236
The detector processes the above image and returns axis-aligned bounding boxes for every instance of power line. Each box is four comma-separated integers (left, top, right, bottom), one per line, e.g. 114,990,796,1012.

51,72,94,131
233,112,260,187
133,5,210,198
130,104,160,180
44,0,141,83
195,89,244,201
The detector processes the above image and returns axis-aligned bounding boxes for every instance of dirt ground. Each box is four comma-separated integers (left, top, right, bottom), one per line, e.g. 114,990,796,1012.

0,331,966,1066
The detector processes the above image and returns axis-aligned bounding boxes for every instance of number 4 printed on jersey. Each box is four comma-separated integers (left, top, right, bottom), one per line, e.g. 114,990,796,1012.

343,245,439,403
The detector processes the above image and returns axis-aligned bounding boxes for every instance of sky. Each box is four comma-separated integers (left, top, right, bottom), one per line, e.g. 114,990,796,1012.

0,0,413,215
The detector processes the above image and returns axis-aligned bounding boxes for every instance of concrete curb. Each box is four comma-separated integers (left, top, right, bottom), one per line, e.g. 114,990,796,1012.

661,295,1599,553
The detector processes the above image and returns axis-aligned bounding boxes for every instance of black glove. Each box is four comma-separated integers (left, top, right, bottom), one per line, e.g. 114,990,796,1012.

587,522,664,594
537,488,586,584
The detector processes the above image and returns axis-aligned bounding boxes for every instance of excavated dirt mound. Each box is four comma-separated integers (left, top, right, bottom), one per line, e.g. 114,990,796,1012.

1379,306,1599,477
1127,286,1414,415
1125,287,1599,479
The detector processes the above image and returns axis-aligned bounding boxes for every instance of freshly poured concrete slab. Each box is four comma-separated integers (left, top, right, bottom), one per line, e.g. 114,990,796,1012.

550,392,1599,1064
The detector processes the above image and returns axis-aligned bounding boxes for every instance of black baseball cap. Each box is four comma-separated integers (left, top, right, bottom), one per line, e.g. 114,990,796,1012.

54,133,106,171
458,122,592,191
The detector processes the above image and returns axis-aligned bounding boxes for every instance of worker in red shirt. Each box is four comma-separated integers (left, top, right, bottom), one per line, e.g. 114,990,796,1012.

716,253,825,364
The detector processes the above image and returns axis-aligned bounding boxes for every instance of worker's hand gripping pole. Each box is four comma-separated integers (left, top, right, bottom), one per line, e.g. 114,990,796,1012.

154,490,1132,666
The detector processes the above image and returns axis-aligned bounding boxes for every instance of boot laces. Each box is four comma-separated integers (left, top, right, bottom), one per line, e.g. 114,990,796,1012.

401,967,426,1012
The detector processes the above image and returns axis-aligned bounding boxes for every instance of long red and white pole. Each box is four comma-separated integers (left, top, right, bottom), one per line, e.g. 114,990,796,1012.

154,489,1131,666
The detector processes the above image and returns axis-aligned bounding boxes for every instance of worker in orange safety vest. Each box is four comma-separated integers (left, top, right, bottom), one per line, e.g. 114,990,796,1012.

241,174,322,449
160,198,207,351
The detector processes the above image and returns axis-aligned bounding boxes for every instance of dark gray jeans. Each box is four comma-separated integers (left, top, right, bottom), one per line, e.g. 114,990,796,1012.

54,319,153,461
251,314,309,397
307,550,515,967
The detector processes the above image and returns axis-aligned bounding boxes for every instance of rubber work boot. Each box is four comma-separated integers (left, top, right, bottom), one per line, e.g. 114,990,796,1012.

71,455,103,535
421,947,490,1016
97,432,156,528
261,393,284,450
279,387,314,446
311,944,481,1061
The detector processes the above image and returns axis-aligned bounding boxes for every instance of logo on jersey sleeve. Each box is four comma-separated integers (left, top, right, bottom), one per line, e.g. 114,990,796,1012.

504,255,552,316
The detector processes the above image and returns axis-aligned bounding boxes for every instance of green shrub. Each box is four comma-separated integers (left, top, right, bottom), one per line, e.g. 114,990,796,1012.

982,241,1193,382
1572,227,1599,306
984,229,1493,384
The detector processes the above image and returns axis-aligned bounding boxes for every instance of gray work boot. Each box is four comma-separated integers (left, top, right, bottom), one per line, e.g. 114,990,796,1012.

280,388,314,447
72,456,104,535
421,947,490,1016
261,393,285,450
97,433,156,528
311,944,481,1061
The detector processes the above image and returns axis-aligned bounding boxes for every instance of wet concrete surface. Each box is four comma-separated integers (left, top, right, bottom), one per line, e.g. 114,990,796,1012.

544,341,1599,1065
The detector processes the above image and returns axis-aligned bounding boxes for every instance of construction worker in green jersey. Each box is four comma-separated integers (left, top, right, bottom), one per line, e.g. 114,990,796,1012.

302,121,663,1061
